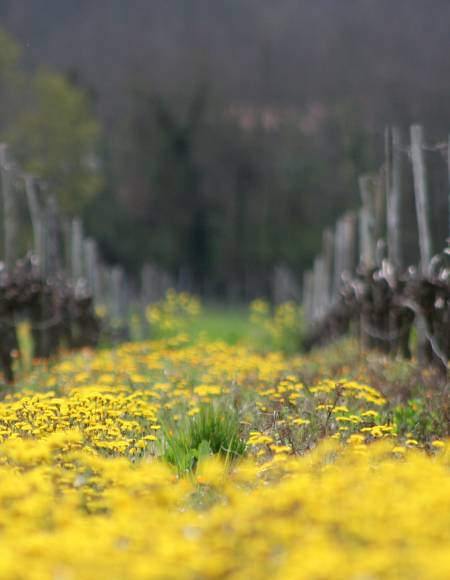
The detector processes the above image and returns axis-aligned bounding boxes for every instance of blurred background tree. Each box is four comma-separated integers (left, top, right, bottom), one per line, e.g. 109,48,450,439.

0,0,449,298
0,28,24,134
8,70,102,214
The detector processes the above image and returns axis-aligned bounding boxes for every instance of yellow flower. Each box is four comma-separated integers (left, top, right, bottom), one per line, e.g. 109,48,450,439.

292,418,311,426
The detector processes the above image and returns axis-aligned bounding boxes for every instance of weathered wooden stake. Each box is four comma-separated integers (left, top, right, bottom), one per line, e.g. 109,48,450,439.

342,212,357,276
46,196,61,276
386,126,402,269
322,228,334,308
333,218,344,298
410,124,432,275
84,238,99,303
373,172,385,243
358,175,377,269
384,126,392,220
24,175,45,271
312,255,326,321
71,218,84,282
302,270,313,328
0,145,17,271
111,266,125,321
62,217,72,276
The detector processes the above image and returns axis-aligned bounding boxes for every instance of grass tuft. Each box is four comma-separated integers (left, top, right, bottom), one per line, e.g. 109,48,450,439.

161,404,246,475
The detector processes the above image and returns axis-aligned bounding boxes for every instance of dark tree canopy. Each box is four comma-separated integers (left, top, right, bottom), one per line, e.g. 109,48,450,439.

1,1,449,297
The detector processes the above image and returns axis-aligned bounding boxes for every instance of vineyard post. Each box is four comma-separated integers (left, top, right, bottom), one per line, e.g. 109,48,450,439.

386,126,402,270
333,218,344,298
358,182,375,351
71,218,84,282
410,124,434,365
384,126,392,226
311,259,319,322
320,257,327,319
410,124,432,276
319,256,327,317
62,217,72,277
373,169,386,268
84,238,99,303
306,270,314,327
25,175,45,272
0,144,17,271
104,267,113,319
322,228,334,309
312,255,325,322
358,175,376,269
374,172,385,245
46,196,61,276
358,208,369,269
95,251,103,308
302,270,313,328
111,266,125,323
342,212,357,276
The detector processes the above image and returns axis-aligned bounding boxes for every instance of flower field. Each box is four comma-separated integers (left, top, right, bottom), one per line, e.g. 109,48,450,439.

1,297,449,579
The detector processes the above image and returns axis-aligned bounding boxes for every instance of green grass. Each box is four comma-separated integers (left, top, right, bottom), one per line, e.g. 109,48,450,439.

186,306,252,345
16,322,34,373
160,404,247,475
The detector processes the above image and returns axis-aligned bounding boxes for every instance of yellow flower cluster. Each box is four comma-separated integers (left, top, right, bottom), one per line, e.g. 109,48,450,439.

0,433,448,578
2,333,448,578
15,337,396,458
146,290,201,336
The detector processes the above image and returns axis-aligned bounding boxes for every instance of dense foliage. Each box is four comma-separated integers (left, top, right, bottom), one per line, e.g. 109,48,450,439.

0,30,102,215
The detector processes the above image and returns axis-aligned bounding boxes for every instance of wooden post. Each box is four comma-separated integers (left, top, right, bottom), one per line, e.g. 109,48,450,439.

375,239,387,267
62,217,72,277
84,238,99,302
302,270,313,328
410,124,432,276
384,126,392,227
386,126,402,270
342,212,357,276
325,212,356,306
333,218,344,298
322,228,334,308
0,144,17,271
111,266,125,322
71,218,84,282
92,243,100,305
358,208,372,271
46,195,61,277
410,124,434,366
312,255,326,322
24,175,45,271
358,175,376,269
373,172,385,243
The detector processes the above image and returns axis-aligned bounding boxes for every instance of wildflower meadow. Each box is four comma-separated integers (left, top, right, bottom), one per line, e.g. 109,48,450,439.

0,293,448,579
